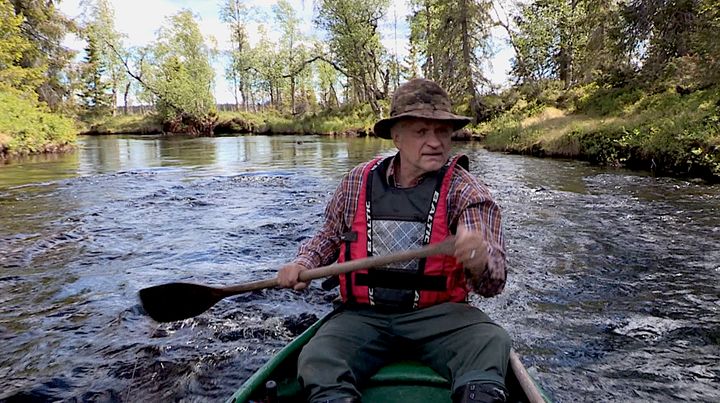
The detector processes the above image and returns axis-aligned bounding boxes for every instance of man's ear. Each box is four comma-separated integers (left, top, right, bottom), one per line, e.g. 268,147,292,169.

390,122,401,146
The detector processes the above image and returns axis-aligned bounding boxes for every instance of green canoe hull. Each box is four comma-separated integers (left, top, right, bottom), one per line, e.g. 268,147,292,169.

228,311,551,403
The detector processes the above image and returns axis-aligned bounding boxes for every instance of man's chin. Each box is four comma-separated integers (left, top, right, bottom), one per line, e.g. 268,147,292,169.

420,157,445,171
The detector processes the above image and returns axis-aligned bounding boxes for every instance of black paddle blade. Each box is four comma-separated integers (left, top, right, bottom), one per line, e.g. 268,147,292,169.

138,282,223,322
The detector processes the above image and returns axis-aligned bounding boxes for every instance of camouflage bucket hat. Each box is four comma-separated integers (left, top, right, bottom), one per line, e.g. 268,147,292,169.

373,78,471,139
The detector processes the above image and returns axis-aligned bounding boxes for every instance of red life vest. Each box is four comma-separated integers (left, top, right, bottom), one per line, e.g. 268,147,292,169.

338,154,470,309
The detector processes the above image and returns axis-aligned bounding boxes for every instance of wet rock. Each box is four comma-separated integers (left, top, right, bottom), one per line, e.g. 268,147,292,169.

451,129,474,141
336,129,368,138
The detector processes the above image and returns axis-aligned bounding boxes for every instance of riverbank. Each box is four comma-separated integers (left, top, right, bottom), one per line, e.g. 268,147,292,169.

79,104,382,138
476,84,720,181
72,84,720,181
0,90,76,159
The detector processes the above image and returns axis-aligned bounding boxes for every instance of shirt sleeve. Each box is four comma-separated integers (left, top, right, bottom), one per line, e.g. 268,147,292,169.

292,174,350,270
451,169,507,297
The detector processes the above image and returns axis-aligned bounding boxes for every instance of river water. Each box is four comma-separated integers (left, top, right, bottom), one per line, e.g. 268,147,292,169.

0,135,718,402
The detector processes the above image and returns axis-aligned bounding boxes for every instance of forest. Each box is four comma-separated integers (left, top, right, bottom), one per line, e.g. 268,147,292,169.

0,0,718,179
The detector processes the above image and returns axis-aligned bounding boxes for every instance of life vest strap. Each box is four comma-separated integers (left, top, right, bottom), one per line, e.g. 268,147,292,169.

355,271,447,291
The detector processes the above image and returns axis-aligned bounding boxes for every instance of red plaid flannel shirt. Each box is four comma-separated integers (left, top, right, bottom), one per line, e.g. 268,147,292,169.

293,156,506,297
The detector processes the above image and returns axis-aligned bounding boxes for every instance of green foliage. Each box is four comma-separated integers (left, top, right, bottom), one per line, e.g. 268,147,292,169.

511,0,623,87
0,0,75,157
570,84,644,116
315,47,341,109
316,0,389,113
79,113,161,134
0,0,44,92
146,10,217,133
0,89,75,155
78,32,113,116
10,0,75,111
216,103,379,135
480,84,720,179
219,0,253,110
407,0,493,120
79,0,127,114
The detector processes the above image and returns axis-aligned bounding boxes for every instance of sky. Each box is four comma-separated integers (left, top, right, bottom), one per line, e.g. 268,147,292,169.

59,0,515,105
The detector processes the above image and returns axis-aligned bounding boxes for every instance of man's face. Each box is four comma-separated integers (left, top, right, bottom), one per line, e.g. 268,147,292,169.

391,118,454,176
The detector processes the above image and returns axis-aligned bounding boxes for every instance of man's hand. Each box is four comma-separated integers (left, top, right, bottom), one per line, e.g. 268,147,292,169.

455,225,489,279
455,225,505,289
277,263,310,290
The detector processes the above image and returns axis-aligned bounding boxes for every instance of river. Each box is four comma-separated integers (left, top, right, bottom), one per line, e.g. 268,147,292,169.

0,135,718,402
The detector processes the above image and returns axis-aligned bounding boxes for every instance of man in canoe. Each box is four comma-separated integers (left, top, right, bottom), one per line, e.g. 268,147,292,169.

278,78,510,403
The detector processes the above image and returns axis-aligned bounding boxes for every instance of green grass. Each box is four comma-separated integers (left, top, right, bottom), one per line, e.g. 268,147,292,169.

96,103,382,137
80,113,162,134
216,103,381,135
478,83,720,180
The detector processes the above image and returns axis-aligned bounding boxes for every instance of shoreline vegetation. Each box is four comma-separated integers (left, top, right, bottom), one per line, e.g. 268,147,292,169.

2,82,718,182
0,90,76,159
66,82,719,182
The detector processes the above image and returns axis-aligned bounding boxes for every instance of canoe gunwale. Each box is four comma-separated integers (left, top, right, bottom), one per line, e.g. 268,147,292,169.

226,313,327,403
228,310,551,403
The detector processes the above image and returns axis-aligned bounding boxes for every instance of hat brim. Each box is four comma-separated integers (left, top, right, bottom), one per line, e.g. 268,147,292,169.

373,110,472,139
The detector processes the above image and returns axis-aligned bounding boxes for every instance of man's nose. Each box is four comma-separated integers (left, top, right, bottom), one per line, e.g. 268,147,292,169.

426,131,443,146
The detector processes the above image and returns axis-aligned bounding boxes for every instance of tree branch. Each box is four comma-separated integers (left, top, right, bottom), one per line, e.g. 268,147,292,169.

280,55,353,79
104,40,183,114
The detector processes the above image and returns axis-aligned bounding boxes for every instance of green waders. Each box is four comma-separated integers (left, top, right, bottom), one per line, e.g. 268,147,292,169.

297,302,511,402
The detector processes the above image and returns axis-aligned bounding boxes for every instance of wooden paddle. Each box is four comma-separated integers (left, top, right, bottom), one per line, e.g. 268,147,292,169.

139,237,456,322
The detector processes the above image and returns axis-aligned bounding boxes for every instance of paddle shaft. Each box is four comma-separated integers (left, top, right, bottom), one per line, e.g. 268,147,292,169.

219,236,456,296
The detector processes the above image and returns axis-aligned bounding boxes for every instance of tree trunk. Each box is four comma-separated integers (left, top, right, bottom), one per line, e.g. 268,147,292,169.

424,1,433,78
329,84,339,109
123,81,131,115
275,85,282,110
290,76,296,114
240,82,247,111
232,73,239,111
460,0,479,123
111,87,117,116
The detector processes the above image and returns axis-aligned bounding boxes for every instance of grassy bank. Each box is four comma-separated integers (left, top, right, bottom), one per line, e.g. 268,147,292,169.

84,103,380,137
215,103,381,136
476,83,720,180
0,90,76,158
79,113,163,135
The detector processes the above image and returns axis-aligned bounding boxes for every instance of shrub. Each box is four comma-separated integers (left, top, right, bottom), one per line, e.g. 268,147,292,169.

0,90,76,156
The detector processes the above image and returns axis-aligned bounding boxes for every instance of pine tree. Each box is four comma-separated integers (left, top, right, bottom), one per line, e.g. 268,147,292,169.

79,32,113,116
